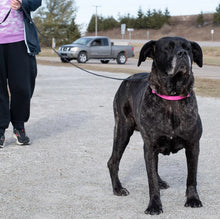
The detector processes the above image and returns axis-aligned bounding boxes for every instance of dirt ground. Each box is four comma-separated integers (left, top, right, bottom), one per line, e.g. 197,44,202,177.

0,65,219,218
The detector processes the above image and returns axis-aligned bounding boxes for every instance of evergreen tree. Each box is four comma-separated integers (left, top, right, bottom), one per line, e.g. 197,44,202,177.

67,18,81,43
197,12,204,27
136,8,145,28
102,17,119,31
87,15,119,32
87,15,98,33
213,4,220,25
33,0,80,46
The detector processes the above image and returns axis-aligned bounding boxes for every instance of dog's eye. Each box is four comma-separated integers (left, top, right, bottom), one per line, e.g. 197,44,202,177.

165,42,174,52
169,42,175,50
182,43,190,51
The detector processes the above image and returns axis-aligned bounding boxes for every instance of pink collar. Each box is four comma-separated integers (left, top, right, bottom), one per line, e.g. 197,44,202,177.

152,90,190,101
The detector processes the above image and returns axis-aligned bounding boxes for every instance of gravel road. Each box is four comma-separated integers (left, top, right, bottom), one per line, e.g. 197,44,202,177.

0,65,219,218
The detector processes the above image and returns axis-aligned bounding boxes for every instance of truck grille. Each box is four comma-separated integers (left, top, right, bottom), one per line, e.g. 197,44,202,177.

62,47,71,51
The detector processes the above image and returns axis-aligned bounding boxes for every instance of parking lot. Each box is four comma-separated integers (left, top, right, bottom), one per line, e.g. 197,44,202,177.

0,64,219,218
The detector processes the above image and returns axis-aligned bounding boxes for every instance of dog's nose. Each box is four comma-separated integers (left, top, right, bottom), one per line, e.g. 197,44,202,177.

177,49,187,58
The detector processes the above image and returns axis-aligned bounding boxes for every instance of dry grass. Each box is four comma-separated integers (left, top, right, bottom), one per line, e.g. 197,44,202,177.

203,56,220,66
38,48,58,57
202,47,220,56
95,20,220,42
195,78,220,98
202,47,220,66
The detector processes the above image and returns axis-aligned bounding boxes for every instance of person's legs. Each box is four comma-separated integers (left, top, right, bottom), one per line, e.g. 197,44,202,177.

0,44,11,133
7,41,37,126
7,41,37,145
0,44,11,147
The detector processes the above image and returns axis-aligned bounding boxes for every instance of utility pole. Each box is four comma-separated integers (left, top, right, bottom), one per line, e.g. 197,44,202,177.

93,5,100,36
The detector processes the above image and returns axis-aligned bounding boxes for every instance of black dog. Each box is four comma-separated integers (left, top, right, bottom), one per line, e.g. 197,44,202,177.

107,37,203,215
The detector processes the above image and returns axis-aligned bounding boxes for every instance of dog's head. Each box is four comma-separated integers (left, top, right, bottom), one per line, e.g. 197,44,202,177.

138,37,203,95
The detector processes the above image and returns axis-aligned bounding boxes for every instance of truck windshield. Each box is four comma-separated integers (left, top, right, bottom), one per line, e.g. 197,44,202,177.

73,38,92,45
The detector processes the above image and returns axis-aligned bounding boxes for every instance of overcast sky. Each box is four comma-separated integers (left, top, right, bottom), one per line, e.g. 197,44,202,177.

40,0,219,33
73,0,219,32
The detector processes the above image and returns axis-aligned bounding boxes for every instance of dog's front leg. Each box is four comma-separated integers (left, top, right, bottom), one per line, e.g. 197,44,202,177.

185,142,203,208
144,144,163,215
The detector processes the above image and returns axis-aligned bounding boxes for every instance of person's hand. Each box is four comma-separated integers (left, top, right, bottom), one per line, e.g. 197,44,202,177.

10,0,22,10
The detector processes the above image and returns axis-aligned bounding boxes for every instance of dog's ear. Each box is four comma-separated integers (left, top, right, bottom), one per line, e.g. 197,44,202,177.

138,40,156,66
190,41,203,67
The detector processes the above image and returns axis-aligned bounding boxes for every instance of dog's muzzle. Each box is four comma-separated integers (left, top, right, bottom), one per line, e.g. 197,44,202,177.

168,50,191,76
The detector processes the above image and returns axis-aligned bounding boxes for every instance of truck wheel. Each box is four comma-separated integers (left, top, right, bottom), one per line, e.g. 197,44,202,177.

77,52,87,63
117,53,127,64
100,60,110,64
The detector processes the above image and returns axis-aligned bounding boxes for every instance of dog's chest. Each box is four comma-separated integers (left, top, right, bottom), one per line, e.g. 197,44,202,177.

153,107,192,155
156,135,186,155
142,100,196,130
139,99,198,154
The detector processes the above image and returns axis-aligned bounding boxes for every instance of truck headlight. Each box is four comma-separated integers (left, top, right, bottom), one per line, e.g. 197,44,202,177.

70,47,78,52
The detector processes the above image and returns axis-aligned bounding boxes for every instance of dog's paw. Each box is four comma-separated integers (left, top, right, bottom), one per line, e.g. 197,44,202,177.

145,205,163,215
184,197,203,208
113,187,129,196
145,196,163,215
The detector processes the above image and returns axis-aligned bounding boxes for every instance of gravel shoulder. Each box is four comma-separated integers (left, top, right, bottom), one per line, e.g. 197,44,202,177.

0,65,219,218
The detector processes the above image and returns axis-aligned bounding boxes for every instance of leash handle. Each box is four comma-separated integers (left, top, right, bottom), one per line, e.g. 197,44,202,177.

0,8,11,25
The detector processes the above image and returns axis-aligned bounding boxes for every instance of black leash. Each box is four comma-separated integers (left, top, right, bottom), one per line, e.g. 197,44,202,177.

0,8,11,24
15,0,147,81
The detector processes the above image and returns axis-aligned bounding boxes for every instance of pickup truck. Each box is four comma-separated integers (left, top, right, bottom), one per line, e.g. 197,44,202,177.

58,36,134,64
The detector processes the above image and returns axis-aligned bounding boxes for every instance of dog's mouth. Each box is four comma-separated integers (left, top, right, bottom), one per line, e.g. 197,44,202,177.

165,58,193,96
166,55,191,77
166,65,189,77
174,64,189,76
173,57,191,77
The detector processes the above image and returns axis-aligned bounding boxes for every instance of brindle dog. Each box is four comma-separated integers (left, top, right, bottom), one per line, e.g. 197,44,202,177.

107,37,203,215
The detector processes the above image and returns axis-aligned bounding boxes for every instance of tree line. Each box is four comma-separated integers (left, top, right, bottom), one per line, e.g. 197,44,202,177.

34,1,220,47
87,8,170,32
197,4,220,26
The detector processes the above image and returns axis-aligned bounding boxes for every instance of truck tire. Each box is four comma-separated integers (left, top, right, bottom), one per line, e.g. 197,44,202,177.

100,60,110,64
77,52,87,63
117,52,127,64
